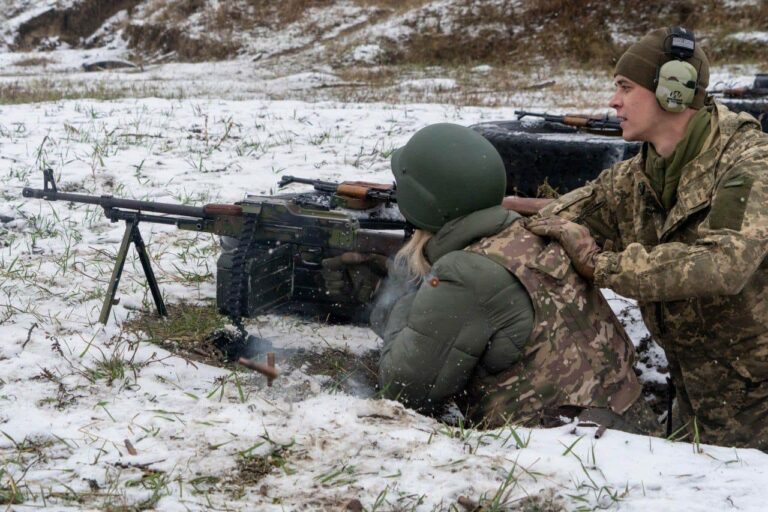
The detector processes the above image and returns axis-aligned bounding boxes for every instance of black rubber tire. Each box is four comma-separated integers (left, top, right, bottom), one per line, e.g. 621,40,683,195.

718,98,768,133
472,120,641,197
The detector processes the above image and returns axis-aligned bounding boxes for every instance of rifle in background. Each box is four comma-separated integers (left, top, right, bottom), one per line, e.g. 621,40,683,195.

710,86,768,98
278,175,395,210
709,73,768,98
515,110,623,136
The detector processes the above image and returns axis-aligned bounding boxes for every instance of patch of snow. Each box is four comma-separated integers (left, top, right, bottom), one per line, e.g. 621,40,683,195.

84,8,130,49
472,64,493,74
608,21,638,46
2,4,54,30
728,31,768,43
348,43,383,65
0,47,132,72
264,71,342,92
0,1,76,51
603,289,668,386
400,77,458,92
722,0,762,7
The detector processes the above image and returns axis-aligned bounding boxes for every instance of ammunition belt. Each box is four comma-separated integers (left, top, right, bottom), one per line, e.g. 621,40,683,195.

224,213,260,341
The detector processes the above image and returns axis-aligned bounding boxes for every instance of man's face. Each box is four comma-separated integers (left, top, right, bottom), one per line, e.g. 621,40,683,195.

609,75,663,142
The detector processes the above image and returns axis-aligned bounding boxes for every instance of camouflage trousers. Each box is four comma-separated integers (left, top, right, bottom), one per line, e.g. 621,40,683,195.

670,348,768,452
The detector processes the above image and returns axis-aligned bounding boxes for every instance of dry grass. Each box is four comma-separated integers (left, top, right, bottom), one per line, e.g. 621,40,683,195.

0,79,185,105
123,301,226,349
142,0,335,31
127,0,338,61
332,63,609,109
384,0,768,68
131,0,767,66
11,56,55,67
15,0,764,66
352,0,431,12
123,24,238,62
202,0,427,28
704,1,768,63
379,0,520,66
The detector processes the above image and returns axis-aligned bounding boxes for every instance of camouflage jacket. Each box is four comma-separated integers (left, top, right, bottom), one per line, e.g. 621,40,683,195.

465,220,641,425
375,206,641,427
539,103,768,449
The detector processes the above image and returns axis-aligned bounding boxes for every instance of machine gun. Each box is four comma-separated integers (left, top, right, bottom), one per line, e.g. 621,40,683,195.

514,110,623,136
22,169,406,329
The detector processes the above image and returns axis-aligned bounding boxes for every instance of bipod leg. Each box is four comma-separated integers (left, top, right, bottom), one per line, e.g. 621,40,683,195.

98,218,167,325
131,223,167,318
99,220,135,324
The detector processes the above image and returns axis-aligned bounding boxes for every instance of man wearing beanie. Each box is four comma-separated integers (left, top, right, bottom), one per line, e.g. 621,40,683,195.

528,27,768,451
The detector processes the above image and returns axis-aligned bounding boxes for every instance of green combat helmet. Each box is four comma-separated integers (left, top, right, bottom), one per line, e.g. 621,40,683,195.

391,123,506,232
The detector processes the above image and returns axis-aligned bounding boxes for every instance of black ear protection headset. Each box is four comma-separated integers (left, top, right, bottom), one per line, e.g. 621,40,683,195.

654,27,701,113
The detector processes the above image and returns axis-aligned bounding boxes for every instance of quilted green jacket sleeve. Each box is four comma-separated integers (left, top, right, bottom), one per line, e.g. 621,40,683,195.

375,251,534,411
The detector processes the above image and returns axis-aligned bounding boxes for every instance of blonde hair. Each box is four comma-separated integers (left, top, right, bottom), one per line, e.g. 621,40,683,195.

394,229,433,279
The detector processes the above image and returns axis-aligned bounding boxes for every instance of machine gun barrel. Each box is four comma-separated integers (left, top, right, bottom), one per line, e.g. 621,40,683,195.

21,186,210,219
21,169,242,221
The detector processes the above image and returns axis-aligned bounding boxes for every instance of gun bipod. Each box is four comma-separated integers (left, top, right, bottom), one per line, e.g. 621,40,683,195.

99,212,167,324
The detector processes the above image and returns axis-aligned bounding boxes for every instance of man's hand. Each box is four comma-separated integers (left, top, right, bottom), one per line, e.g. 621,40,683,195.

526,216,601,280
321,252,389,303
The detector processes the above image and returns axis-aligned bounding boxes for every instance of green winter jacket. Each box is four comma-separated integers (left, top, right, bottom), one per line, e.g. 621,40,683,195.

373,206,534,411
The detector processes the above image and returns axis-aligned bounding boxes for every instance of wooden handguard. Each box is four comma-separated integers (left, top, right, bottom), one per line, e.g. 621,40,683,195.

346,181,394,190
562,115,592,127
337,181,393,198
203,204,243,216
334,181,389,198
336,183,374,199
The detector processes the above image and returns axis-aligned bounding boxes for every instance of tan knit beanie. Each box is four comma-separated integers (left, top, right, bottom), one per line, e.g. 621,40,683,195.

614,28,710,109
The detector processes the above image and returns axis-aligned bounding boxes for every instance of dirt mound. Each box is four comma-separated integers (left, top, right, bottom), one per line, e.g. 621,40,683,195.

12,0,141,50
364,0,768,67
123,23,238,62
122,0,373,62
4,0,768,66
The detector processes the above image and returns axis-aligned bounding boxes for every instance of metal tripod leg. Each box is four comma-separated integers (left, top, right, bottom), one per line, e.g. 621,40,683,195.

98,218,167,324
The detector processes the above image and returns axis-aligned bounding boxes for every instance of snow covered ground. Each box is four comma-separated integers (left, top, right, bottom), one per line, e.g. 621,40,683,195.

1,55,767,511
